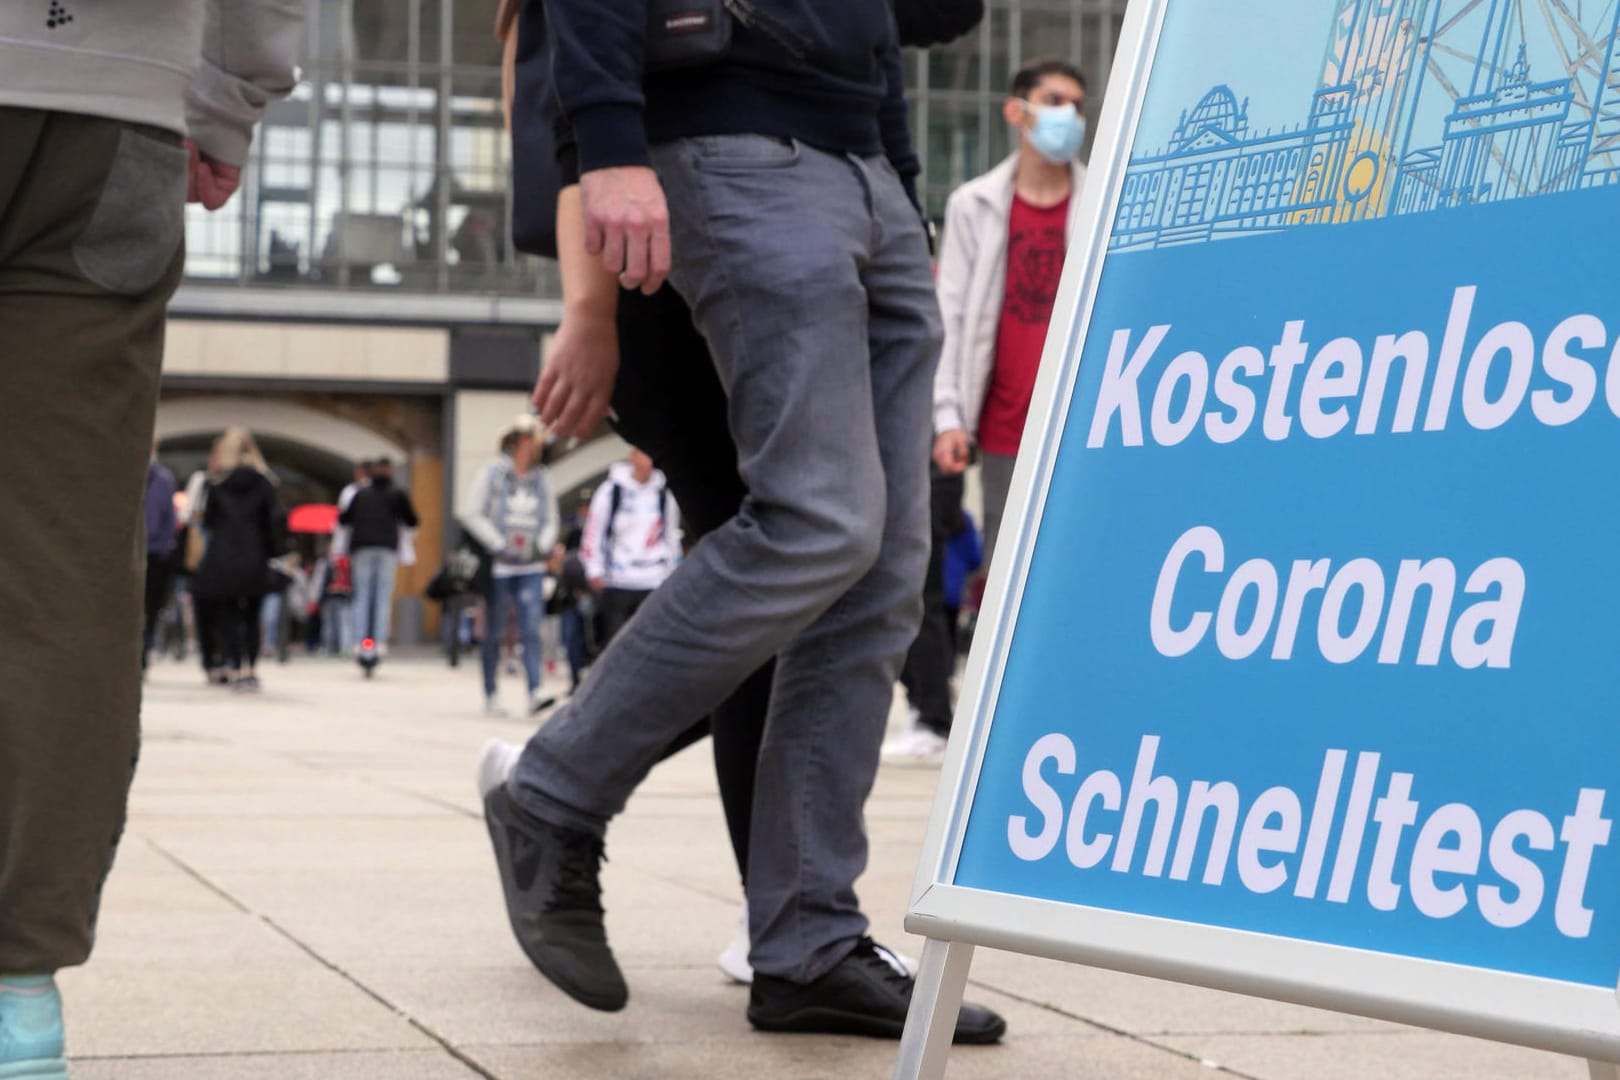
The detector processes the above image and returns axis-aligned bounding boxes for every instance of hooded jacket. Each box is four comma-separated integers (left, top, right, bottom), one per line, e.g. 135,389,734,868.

0,1,303,165
342,476,420,553
460,455,559,579
581,462,681,592
193,466,282,600
933,153,1089,440
543,0,917,178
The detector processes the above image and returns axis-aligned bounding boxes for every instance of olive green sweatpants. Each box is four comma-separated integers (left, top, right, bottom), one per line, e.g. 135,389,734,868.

0,106,185,974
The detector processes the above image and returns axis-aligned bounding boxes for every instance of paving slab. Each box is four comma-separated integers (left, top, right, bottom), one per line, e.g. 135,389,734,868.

71,1050,480,1079
466,1031,1213,1080
1158,1031,1592,1080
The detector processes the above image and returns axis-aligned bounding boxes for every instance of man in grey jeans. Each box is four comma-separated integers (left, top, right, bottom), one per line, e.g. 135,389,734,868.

482,0,1004,1043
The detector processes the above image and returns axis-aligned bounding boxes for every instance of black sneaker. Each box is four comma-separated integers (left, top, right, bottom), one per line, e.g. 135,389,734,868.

482,784,628,1011
747,937,1006,1044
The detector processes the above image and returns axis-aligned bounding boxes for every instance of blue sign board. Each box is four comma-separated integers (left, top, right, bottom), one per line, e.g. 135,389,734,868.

933,0,1620,1015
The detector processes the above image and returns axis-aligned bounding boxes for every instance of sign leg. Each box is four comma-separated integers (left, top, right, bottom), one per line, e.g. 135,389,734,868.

1590,1061,1620,1080
893,938,974,1080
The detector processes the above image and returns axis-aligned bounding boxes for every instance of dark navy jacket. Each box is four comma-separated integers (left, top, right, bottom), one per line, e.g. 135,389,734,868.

513,0,984,256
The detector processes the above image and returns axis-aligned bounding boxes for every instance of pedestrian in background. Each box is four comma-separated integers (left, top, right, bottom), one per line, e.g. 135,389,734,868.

142,441,179,673
192,427,284,693
942,506,983,655
331,459,369,560
316,544,355,657
183,438,229,683
341,456,418,655
0,4,300,1071
461,416,558,717
932,58,1090,588
580,449,680,645
888,469,972,764
545,540,592,695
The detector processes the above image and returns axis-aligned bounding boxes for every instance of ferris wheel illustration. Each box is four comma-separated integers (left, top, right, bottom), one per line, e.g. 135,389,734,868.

1375,0,1620,211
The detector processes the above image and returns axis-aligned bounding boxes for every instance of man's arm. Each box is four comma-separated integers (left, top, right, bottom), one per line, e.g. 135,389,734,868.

580,482,613,589
541,0,670,292
540,0,649,173
534,185,622,438
932,188,979,474
459,467,507,555
186,0,304,170
893,0,986,47
878,44,923,211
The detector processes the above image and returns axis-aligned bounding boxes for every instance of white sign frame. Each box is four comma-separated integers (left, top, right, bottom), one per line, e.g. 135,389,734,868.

893,0,1620,1075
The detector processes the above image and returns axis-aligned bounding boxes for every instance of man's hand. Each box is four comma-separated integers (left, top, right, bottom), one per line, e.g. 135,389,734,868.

589,576,606,593
933,429,971,476
184,140,241,211
579,166,671,295
534,310,620,440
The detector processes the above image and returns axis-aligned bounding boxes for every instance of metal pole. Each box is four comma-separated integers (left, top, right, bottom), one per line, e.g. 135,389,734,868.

305,12,321,279
337,0,355,288
891,939,974,1080
436,0,454,292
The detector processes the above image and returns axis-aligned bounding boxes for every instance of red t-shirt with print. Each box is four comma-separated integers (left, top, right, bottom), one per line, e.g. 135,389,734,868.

976,193,1069,458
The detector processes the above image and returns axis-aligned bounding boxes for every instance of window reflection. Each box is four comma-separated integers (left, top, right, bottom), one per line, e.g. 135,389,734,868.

182,0,1130,296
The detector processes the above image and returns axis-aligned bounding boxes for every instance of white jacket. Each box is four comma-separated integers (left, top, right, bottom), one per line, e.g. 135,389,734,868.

933,154,1089,439
582,463,681,592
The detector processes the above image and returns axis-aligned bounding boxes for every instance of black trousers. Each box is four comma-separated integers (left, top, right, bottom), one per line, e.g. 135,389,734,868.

208,595,263,673
194,591,223,675
142,553,174,668
899,470,965,735
597,586,652,646
614,285,771,886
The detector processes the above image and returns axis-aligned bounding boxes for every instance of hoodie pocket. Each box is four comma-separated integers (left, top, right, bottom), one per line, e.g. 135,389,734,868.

72,126,187,296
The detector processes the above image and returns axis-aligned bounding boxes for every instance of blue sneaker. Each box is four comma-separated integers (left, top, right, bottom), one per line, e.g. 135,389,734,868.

0,976,67,1079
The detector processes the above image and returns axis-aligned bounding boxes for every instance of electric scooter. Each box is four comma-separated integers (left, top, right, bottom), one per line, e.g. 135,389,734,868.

356,592,382,679
357,634,381,678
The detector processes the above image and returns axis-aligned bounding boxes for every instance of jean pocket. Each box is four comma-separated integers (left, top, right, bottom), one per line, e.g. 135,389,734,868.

72,126,187,295
688,134,802,172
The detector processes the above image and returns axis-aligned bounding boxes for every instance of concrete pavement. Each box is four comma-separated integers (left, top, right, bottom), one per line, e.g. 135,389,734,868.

62,651,1595,1079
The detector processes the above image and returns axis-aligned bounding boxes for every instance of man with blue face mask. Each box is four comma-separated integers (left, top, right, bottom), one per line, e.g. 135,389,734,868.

933,55,1088,588
884,59,1088,761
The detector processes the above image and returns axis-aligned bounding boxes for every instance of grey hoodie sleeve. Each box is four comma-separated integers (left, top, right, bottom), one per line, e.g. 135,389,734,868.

460,463,508,555
184,0,306,166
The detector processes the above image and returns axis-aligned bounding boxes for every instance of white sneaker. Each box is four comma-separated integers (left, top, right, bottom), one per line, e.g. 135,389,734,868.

484,695,509,717
716,902,921,984
477,739,522,799
718,903,753,984
881,723,949,766
528,691,558,716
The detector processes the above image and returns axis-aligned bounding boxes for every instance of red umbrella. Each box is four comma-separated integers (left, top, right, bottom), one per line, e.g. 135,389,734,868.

287,503,340,535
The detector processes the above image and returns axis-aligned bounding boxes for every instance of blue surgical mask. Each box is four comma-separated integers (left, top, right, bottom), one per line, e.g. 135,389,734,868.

1025,102,1087,164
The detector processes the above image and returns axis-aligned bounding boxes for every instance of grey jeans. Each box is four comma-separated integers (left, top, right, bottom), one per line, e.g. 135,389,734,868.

513,135,940,984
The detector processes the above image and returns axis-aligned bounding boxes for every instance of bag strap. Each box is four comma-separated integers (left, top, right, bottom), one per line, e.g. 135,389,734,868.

724,0,812,63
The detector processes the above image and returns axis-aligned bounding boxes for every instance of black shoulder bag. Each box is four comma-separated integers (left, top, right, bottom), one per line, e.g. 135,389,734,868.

645,0,811,71
645,0,735,70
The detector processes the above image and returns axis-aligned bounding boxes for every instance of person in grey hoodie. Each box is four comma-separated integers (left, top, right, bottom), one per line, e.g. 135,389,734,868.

0,4,303,1073
460,415,561,718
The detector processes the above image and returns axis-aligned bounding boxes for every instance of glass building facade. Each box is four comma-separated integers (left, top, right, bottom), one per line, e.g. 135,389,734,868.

182,0,1131,302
